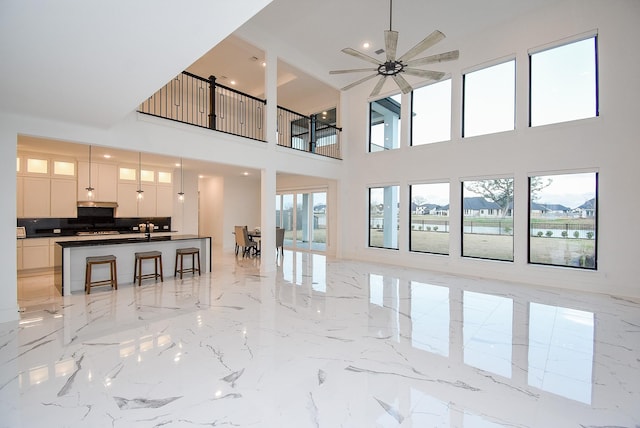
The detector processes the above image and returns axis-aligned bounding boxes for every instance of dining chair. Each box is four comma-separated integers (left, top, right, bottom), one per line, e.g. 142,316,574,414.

234,225,257,257
276,227,285,260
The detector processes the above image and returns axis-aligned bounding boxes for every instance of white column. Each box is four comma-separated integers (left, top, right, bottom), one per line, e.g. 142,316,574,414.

0,122,18,323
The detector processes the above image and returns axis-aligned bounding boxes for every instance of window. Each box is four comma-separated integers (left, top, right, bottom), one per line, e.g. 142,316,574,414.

369,186,399,249
462,178,514,261
158,171,172,184
463,60,515,138
141,170,155,182
410,183,450,254
119,167,136,181
530,36,598,127
26,158,48,174
53,161,75,176
276,191,327,252
411,79,451,145
369,94,401,152
528,172,597,269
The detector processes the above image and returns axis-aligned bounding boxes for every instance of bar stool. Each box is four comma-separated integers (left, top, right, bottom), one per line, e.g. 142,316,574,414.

133,251,163,286
85,255,117,294
174,247,201,279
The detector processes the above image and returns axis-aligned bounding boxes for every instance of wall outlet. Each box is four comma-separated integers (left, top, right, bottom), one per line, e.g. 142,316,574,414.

132,226,139,231
53,228,61,234
163,225,169,230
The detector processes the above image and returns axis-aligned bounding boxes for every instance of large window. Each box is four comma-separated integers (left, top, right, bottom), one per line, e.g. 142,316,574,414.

369,94,401,152
530,36,598,127
369,186,399,249
410,183,450,254
411,79,451,145
462,178,514,261
528,172,597,269
276,191,327,252
463,59,515,138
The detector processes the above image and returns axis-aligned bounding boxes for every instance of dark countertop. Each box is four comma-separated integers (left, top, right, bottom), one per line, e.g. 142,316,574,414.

20,231,180,239
56,234,210,248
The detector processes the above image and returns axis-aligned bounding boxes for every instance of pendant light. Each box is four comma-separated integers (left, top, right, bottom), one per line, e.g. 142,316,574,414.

136,152,144,201
85,145,95,200
177,158,185,202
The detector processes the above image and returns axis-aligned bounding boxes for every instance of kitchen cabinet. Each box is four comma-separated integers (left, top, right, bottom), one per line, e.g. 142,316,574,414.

16,240,23,270
16,177,24,218
77,162,118,202
22,238,49,270
116,182,139,217
22,177,51,218
51,179,77,217
137,183,157,217
156,185,174,217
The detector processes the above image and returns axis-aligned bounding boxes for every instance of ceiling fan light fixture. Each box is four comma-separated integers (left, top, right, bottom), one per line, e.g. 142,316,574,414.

330,0,459,97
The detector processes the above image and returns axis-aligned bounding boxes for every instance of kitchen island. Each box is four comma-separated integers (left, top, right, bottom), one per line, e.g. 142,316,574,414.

54,235,211,295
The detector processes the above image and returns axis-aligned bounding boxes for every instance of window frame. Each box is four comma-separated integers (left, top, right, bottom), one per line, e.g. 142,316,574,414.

528,34,599,128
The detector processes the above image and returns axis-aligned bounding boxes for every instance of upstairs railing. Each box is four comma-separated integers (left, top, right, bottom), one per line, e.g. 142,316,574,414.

138,71,342,159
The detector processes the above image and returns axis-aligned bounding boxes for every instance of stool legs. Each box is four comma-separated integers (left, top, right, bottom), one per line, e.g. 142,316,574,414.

85,257,117,294
134,252,164,286
175,249,201,279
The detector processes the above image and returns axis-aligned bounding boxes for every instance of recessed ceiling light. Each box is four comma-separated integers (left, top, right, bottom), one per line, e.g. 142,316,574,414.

175,163,181,167
261,62,266,67
363,42,370,49
230,80,236,85
103,154,111,159
243,171,249,176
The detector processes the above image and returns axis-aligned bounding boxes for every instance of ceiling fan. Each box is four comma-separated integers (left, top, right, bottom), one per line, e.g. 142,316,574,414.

330,0,459,97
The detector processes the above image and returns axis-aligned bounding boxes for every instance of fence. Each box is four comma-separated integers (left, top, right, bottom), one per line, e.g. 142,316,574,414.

139,72,342,158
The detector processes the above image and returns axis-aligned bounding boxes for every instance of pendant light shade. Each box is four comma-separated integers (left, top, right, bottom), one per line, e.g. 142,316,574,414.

178,158,185,202
136,152,144,201
85,145,95,200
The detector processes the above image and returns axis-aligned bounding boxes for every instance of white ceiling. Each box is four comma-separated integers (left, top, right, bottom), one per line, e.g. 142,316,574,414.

6,0,561,177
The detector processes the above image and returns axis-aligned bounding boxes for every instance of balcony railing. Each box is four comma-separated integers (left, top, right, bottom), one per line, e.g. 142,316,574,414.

138,72,341,159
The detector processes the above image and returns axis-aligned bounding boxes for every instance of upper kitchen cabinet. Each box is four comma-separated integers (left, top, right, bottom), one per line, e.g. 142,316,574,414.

77,162,118,202
116,166,173,217
17,154,77,218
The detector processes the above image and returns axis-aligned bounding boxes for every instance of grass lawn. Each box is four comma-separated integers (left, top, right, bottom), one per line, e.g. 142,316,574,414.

371,230,596,267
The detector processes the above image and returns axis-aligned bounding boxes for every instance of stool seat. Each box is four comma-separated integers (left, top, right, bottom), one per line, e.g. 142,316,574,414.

175,247,201,279
85,255,117,294
134,251,163,286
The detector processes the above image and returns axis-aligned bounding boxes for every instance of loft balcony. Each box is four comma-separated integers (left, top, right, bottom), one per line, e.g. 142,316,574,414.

138,71,342,160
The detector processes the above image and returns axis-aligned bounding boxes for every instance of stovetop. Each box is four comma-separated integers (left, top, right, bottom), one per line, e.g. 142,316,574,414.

76,231,121,236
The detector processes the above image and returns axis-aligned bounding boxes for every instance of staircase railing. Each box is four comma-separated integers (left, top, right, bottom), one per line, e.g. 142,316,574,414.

138,71,341,159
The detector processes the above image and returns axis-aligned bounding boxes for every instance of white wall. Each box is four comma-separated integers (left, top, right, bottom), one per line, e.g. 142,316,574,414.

198,176,224,248
222,176,261,251
339,0,640,297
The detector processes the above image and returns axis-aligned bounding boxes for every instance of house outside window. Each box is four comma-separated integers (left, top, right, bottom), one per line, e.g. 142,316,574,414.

528,172,597,269
462,178,514,261
410,183,450,254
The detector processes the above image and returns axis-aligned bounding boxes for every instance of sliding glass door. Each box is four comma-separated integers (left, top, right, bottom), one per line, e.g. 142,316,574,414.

276,190,327,252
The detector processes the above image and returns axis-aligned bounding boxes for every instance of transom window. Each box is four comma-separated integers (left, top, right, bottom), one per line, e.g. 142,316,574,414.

463,59,515,138
530,36,598,127
411,79,451,145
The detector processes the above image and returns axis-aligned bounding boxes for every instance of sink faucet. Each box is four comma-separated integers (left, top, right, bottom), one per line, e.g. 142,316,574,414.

145,221,151,240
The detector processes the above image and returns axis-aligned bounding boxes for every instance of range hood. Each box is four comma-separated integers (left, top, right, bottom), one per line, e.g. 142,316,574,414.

77,201,118,208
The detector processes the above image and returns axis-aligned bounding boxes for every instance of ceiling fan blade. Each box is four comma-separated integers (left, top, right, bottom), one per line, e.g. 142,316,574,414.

330,68,378,75
370,76,387,97
384,30,399,62
397,30,446,62
403,68,446,80
341,48,383,66
405,50,459,67
341,73,380,91
392,74,413,94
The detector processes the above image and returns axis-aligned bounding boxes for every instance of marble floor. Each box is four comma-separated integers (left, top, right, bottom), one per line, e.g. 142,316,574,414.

2,251,639,427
